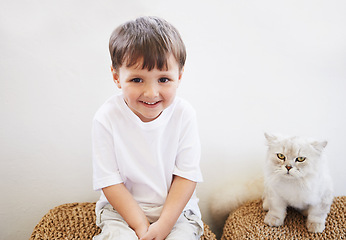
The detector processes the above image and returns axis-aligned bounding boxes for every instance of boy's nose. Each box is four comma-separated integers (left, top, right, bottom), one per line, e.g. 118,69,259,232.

143,84,159,98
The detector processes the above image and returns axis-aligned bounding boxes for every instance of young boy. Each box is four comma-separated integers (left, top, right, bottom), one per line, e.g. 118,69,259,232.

92,16,203,240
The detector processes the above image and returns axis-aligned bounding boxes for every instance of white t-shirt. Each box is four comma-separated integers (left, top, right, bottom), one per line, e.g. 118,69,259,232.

92,93,203,217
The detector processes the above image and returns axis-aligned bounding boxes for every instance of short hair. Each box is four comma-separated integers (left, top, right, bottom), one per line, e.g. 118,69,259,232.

109,16,186,72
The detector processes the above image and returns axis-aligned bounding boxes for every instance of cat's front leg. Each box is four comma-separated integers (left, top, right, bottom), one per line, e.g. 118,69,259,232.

306,199,332,233
306,218,325,233
264,197,287,227
264,210,287,227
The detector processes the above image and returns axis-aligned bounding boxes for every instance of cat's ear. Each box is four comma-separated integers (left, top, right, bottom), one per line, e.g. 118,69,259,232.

311,140,328,152
264,132,278,145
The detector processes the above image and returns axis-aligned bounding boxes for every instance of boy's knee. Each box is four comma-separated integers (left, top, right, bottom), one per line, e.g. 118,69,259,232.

94,222,138,240
94,204,138,240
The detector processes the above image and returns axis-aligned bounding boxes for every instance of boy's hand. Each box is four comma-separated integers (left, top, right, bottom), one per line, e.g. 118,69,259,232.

140,175,197,240
102,184,150,238
135,224,150,239
139,220,170,240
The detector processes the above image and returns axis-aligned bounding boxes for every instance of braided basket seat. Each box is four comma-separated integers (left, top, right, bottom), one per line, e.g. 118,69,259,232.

30,202,216,240
221,196,346,240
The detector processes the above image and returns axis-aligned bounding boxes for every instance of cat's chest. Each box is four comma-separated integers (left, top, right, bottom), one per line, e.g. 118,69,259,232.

274,181,319,209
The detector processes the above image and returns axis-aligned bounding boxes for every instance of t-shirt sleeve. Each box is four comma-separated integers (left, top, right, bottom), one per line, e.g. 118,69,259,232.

92,118,123,191
173,108,203,182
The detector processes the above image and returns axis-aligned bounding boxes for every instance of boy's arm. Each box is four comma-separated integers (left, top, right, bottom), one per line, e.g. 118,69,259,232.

140,175,197,240
103,183,150,238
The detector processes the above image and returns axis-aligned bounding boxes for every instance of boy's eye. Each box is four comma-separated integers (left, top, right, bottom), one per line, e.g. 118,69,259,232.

159,78,169,83
296,157,306,162
131,78,142,83
276,153,286,161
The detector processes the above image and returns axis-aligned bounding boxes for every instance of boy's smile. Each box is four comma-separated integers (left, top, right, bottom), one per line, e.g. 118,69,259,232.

112,55,183,122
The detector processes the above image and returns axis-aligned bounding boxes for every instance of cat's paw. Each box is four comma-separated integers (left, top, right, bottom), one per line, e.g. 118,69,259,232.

264,213,284,227
306,221,325,233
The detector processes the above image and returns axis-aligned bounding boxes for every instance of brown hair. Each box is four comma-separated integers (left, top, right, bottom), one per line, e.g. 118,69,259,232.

109,16,186,72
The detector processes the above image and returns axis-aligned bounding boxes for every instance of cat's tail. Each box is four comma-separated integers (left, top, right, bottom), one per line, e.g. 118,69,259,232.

209,177,264,233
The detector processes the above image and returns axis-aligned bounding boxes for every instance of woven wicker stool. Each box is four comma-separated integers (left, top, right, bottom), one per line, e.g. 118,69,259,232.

221,196,346,240
30,202,217,240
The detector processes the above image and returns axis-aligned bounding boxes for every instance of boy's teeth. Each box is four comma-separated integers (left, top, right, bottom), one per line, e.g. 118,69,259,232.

144,101,156,105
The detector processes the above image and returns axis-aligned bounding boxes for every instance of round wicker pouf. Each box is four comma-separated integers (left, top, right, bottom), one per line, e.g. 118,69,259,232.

221,196,346,240
30,202,216,240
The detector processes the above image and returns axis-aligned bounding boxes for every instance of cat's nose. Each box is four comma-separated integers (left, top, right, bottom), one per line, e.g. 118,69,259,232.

286,165,293,171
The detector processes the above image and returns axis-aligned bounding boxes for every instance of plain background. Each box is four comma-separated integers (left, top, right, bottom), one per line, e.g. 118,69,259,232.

1,0,345,239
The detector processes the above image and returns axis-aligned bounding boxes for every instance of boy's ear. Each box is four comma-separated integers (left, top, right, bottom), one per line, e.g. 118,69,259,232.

111,66,121,89
178,67,184,83
179,67,184,80
176,67,184,88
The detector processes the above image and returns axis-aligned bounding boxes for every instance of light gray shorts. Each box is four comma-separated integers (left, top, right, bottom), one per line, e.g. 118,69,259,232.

93,204,204,240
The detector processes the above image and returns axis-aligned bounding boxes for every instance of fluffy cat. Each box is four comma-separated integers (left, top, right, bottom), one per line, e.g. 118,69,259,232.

209,133,333,234
263,133,333,233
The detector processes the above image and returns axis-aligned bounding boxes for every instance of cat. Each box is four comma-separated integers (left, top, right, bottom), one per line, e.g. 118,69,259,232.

209,133,333,235
263,133,333,233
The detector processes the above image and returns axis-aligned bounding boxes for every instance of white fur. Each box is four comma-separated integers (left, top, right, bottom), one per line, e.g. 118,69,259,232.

209,177,263,235
209,133,333,234
263,133,333,232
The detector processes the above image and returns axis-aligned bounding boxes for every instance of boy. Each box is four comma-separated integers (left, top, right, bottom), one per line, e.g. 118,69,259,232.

92,16,203,240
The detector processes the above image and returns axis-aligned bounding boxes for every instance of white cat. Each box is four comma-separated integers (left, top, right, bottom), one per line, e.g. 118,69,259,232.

209,133,333,234
263,133,333,233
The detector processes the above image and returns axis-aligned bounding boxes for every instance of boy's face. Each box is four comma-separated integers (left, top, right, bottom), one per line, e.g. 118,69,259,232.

112,55,183,122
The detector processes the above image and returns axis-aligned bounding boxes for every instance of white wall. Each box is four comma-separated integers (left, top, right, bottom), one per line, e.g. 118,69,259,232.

1,0,345,239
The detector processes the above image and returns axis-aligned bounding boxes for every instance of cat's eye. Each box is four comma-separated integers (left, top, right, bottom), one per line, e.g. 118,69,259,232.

296,157,306,162
276,153,286,161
